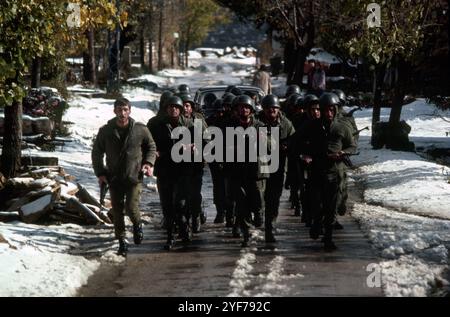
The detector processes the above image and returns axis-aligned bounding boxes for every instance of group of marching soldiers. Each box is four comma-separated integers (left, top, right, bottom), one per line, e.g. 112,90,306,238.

92,82,359,255
148,84,358,252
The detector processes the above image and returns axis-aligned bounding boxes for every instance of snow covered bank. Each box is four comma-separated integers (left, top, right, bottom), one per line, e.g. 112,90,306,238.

353,99,450,219
352,204,449,296
0,222,124,296
351,98,450,296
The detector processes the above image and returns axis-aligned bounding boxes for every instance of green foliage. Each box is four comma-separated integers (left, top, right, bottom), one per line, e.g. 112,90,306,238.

322,0,436,67
181,0,229,49
0,0,70,107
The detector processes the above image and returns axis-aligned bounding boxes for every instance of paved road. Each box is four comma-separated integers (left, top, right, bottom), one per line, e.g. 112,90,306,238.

79,169,383,297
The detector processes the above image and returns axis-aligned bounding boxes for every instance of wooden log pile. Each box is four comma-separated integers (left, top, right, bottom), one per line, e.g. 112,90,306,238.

0,166,112,225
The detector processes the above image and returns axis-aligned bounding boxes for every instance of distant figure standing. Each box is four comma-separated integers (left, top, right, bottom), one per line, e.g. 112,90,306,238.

311,63,326,97
252,64,272,95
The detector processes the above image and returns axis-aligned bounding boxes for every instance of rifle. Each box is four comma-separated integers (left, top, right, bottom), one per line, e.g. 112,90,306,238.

353,126,369,136
100,181,109,207
341,152,360,168
347,106,363,117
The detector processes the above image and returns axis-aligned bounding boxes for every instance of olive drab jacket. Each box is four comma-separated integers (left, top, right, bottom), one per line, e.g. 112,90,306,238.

223,115,269,180
149,115,194,178
92,118,157,186
257,112,295,175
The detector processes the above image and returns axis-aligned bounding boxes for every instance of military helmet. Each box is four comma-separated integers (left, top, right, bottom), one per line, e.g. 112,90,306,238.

213,99,225,112
295,96,305,109
166,96,184,109
287,93,302,106
225,85,237,93
261,94,280,109
178,84,190,94
203,92,217,108
230,87,243,96
303,94,319,108
181,94,195,105
332,89,347,107
285,84,301,97
319,92,340,108
234,94,255,111
222,93,236,106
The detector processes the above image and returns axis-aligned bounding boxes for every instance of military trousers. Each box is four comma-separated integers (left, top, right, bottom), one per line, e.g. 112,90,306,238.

230,176,265,231
264,170,284,228
311,168,341,241
109,182,142,240
188,165,204,219
157,174,190,238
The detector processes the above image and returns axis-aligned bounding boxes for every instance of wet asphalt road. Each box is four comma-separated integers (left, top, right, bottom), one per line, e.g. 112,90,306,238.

78,168,383,297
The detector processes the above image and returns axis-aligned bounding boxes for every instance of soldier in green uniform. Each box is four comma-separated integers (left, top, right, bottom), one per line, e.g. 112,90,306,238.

306,93,356,251
92,98,157,256
257,95,295,243
151,96,194,250
225,95,267,247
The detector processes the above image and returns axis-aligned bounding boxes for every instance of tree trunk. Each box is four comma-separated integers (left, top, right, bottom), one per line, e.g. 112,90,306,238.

31,57,41,88
389,59,409,124
284,42,296,83
88,28,97,86
185,40,189,69
157,2,164,71
139,29,146,70
1,99,23,178
372,64,386,125
83,28,97,86
292,48,308,86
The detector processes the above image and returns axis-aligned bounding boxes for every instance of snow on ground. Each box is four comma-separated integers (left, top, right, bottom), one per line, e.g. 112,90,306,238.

2,47,450,296
0,221,124,297
352,204,449,297
353,100,450,219
0,49,257,297
351,99,450,296
228,230,303,297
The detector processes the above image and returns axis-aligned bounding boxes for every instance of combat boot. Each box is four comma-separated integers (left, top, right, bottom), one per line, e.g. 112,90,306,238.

180,222,192,243
214,212,225,224
265,227,277,243
133,223,143,245
200,212,207,225
253,212,263,228
333,220,344,230
164,236,175,251
225,215,234,228
309,223,321,240
232,223,241,238
241,227,250,247
192,216,201,233
324,240,337,252
117,238,128,256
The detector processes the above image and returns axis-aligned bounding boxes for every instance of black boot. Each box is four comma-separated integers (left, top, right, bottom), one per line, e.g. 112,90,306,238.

200,212,207,225
225,215,234,228
294,206,301,217
192,216,201,233
265,225,277,243
333,220,344,230
214,212,225,224
133,223,143,245
324,240,337,252
309,223,321,240
253,212,263,228
164,236,175,251
117,238,128,256
232,223,241,238
241,227,250,247
164,225,175,251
